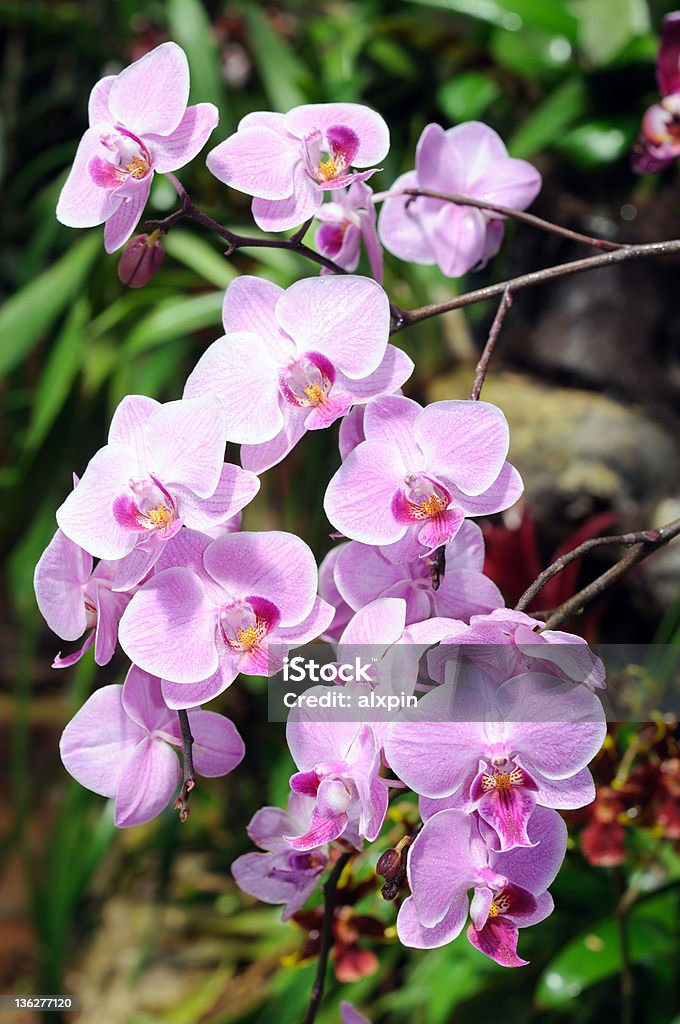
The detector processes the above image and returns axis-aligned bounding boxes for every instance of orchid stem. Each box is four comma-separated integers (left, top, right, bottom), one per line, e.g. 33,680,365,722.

469,286,512,400
174,709,195,823
301,851,352,1024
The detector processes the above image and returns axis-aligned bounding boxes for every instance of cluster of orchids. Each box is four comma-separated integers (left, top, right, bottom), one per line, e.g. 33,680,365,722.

35,39,615,1003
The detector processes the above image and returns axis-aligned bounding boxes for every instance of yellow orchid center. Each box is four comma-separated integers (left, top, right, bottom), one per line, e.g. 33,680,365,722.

236,625,261,650
302,381,326,405
125,154,150,179
319,156,338,180
419,493,448,517
148,503,174,529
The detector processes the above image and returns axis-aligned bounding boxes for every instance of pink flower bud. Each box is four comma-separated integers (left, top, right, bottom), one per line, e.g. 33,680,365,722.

117,231,164,288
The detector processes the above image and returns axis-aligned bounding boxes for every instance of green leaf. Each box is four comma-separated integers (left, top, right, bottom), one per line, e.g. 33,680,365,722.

557,119,633,166
163,230,238,289
577,0,650,67
166,0,226,117
22,296,89,457
404,0,578,40
0,233,100,377
508,78,587,158
242,5,309,111
535,895,675,1009
123,291,223,356
437,72,501,122
491,25,575,76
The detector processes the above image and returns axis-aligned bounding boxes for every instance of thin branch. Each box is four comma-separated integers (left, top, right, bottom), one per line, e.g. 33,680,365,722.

173,709,195,823
391,238,680,334
515,527,663,612
543,516,680,630
371,187,629,252
615,870,635,1024
469,287,513,400
302,851,352,1024
147,189,347,276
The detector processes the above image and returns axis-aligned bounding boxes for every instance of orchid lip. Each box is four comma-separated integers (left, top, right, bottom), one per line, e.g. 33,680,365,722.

218,596,280,654
90,127,152,188
279,351,337,408
112,475,179,536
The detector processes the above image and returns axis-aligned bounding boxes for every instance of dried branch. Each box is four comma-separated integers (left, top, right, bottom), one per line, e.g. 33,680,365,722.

469,287,513,401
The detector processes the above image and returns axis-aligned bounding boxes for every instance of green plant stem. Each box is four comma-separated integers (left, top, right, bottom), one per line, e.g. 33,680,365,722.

301,851,352,1024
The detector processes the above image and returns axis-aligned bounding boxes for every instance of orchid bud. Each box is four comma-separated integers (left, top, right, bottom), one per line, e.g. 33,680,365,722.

376,848,401,881
117,230,164,288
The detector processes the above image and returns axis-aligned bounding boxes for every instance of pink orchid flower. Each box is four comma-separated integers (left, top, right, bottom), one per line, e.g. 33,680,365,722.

34,527,131,668
332,521,502,626
378,121,541,278
57,42,218,252
231,792,334,920
341,1003,371,1024
315,180,383,281
56,394,259,589
60,665,244,827
206,103,389,232
397,806,566,964
118,529,334,709
633,13,680,172
385,671,605,851
324,394,523,560
183,275,410,474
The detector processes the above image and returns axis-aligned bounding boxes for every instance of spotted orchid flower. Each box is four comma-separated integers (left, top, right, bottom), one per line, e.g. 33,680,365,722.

34,527,131,668
633,13,680,172
183,275,410,474
385,670,605,851
60,665,244,827
118,529,334,709
206,103,389,232
231,792,338,920
56,394,259,590
324,394,523,561
56,42,218,252
315,180,383,281
378,121,541,278
397,806,566,964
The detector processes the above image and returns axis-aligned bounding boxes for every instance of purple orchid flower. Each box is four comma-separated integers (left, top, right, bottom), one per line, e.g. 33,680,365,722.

56,394,259,589
315,180,383,281
633,13,680,172
60,665,244,827
341,1003,371,1024
332,521,502,626
398,806,566,965
318,544,356,644
34,527,131,668
56,42,218,252
231,792,333,920
324,394,523,560
206,103,389,232
118,529,334,708
385,670,605,851
378,121,541,278
427,607,606,691
285,717,388,851
183,274,410,474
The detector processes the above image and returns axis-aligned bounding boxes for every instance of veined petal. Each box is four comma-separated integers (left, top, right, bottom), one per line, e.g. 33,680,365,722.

109,42,189,137
206,126,299,199
363,394,424,467
285,103,390,165
324,439,407,545
466,917,527,968
113,736,181,827
56,126,122,228
251,164,321,231
108,394,159,453
121,665,174,732
60,685,142,796
240,406,307,474
408,809,478,927
103,177,151,253
148,103,218,172
93,584,127,665
397,893,469,949
276,275,390,379
414,400,509,495
204,531,317,626
118,567,218,683
161,659,239,710
145,395,228,499
183,332,283,444
378,170,438,265
336,345,413,402
56,443,140,559
430,201,487,278
34,528,92,640
175,463,260,530
165,710,245,777
222,277,291,358
88,77,114,125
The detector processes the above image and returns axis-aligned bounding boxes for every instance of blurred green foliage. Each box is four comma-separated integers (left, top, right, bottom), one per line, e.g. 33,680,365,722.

2,1,680,1022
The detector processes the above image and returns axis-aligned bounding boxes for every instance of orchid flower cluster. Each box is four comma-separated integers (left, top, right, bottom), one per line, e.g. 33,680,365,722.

37,39,614,1006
